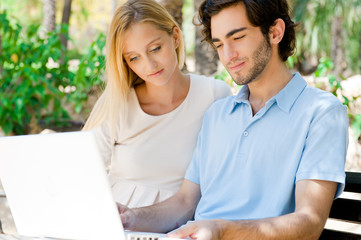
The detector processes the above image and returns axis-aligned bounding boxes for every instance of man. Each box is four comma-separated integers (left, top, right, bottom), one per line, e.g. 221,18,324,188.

118,0,348,239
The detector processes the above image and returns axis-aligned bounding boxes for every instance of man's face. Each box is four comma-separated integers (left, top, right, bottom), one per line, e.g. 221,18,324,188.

211,3,272,85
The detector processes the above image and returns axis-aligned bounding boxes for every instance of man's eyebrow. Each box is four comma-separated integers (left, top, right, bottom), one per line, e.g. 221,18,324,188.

211,27,248,43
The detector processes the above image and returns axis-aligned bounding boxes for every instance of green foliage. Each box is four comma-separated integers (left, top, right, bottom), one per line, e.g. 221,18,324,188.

0,12,67,134
351,114,361,140
314,58,361,139
286,54,298,69
0,0,43,27
292,0,361,73
215,68,241,93
314,58,344,98
68,33,106,114
0,11,105,135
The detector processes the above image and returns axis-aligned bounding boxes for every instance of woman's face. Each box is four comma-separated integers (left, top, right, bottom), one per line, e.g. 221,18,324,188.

122,22,180,87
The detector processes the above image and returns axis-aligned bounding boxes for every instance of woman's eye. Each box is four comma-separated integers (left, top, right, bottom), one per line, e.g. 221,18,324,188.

151,46,161,52
215,44,223,49
129,56,138,62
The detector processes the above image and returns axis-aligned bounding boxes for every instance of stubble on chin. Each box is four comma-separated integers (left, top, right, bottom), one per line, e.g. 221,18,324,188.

231,37,272,86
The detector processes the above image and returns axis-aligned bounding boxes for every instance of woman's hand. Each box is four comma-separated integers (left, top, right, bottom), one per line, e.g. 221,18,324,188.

116,202,136,230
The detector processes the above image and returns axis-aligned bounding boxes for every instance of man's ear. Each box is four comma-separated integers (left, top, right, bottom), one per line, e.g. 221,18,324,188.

269,18,285,45
172,26,181,48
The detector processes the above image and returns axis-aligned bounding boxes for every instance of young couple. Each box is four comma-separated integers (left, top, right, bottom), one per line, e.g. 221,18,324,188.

84,0,348,239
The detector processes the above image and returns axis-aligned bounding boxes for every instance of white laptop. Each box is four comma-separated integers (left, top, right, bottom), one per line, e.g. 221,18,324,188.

0,131,183,240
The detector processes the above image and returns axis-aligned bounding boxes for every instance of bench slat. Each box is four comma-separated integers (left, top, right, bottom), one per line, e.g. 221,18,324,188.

329,197,361,222
320,229,361,240
345,172,361,193
321,171,361,239
320,218,361,240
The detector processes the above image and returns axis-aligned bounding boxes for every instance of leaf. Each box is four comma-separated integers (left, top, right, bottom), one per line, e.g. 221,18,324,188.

351,114,361,140
2,120,13,135
328,75,336,86
75,102,83,113
342,96,350,107
14,98,24,110
287,56,294,69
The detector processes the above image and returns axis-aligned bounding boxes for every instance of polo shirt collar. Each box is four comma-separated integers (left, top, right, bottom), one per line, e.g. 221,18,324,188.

230,72,307,114
273,72,307,113
228,85,249,114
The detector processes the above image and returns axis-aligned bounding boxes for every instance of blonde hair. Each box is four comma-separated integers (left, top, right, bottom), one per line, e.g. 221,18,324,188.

82,0,185,138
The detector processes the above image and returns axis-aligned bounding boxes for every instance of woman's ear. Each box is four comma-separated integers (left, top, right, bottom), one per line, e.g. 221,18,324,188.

269,18,285,45
172,26,181,48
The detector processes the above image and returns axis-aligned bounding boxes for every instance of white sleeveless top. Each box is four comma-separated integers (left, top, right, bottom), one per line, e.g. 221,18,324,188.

93,74,231,208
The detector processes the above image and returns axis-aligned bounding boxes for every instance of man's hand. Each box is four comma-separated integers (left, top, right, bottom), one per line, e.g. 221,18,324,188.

114,180,201,233
168,179,336,240
167,220,226,240
117,203,136,230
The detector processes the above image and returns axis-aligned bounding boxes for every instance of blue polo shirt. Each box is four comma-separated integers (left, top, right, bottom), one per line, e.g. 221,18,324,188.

185,73,348,221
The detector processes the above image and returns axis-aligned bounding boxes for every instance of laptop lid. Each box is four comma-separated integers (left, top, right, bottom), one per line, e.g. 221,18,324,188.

0,131,125,240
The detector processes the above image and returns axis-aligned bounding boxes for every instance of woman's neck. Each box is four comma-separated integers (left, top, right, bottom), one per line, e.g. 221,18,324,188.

135,70,190,116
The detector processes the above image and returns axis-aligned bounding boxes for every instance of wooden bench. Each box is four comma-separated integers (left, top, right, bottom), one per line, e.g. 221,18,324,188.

320,171,361,239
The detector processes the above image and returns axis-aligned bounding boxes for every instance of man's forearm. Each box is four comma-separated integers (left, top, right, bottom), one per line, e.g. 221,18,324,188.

219,179,336,240
220,211,325,240
130,195,197,233
125,180,201,233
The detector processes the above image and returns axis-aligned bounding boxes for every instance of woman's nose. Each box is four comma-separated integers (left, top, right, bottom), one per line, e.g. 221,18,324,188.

145,56,158,71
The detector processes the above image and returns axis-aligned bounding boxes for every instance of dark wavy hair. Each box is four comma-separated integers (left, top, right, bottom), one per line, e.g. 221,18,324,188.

198,0,297,61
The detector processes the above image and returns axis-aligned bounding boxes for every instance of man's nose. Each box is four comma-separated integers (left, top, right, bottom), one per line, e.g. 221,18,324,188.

223,44,238,63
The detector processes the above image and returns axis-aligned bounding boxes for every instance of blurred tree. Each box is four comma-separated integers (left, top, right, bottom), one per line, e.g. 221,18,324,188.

157,0,188,71
292,0,361,76
157,0,184,27
111,0,119,15
331,15,344,76
60,0,73,49
42,0,56,34
194,0,218,76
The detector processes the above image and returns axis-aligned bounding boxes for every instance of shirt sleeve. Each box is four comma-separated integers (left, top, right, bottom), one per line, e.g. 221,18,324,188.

296,104,349,198
185,123,205,185
92,121,114,170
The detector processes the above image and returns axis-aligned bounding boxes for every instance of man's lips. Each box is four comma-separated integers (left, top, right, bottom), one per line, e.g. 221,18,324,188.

229,62,245,71
148,69,164,77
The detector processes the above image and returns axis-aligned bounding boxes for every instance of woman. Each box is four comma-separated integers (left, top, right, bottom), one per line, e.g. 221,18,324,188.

83,0,231,208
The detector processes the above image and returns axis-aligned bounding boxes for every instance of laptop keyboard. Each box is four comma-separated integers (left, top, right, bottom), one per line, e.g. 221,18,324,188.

128,236,159,240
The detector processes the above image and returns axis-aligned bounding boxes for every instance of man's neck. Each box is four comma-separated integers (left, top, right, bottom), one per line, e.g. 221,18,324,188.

248,61,293,115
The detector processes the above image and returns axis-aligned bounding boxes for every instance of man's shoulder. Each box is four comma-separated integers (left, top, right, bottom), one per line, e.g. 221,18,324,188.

298,84,344,111
290,84,347,125
288,73,343,111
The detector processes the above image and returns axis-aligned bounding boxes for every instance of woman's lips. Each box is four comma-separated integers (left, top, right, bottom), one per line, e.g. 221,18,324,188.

148,69,164,77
